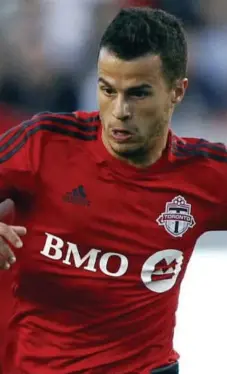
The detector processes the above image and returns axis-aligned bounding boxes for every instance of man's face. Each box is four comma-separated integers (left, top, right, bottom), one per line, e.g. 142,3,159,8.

98,48,187,158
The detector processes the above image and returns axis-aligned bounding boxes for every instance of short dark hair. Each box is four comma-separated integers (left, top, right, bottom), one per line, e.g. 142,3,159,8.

99,7,188,86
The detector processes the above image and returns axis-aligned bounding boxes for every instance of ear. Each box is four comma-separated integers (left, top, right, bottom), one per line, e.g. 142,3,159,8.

171,78,188,104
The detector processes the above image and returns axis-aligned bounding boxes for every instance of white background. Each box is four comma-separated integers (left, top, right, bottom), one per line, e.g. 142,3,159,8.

174,231,227,373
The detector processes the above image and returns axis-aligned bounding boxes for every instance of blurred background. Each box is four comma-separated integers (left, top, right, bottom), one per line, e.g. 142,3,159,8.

0,1,226,372
0,0,226,138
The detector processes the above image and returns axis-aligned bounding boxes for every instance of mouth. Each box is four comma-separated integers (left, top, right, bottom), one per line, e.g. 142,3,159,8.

111,128,133,143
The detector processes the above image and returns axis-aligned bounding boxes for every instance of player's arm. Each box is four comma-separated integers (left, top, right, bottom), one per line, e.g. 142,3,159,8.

0,199,27,270
0,117,40,269
0,120,38,202
0,111,85,269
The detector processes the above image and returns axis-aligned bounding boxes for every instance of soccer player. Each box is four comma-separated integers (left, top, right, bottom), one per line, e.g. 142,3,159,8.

0,7,226,374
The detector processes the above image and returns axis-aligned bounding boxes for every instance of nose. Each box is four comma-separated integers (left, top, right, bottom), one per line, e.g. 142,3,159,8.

112,96,132,121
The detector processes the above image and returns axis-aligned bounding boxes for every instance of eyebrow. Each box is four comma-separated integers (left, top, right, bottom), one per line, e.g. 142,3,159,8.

98,77,152,90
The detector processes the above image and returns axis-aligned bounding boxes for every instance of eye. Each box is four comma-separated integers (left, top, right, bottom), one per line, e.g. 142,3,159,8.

129,90,150,99
100,86,116,96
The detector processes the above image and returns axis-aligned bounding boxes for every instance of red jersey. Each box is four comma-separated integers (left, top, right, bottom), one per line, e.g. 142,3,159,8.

0,271,14,374
1,111,227,374
0,199,16,374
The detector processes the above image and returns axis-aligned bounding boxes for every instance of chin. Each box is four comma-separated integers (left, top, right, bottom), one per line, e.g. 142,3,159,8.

111,142,144,157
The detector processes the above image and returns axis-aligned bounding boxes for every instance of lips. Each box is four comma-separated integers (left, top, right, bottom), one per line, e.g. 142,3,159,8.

111,129,133,142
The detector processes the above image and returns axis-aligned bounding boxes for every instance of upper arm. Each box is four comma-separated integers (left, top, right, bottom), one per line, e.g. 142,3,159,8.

0,110,97,201
0,118,38,201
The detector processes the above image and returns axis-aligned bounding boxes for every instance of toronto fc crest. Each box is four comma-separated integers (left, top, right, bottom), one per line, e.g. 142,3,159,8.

157,196,196,237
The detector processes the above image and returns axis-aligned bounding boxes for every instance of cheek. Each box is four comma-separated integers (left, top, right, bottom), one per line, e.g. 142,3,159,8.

133,100,168,135
98,100,112,131
141,96,170,118
134,100,159,120
98,95,112,117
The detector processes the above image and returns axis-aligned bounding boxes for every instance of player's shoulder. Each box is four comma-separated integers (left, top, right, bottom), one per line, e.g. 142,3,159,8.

30,110,100,142
32,110,100,125
0,111,101,166
172,133,227,164
0,110,101,146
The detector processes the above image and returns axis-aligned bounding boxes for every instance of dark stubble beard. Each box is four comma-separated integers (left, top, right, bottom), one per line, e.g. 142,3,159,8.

114,143,162,167
113,121,167,167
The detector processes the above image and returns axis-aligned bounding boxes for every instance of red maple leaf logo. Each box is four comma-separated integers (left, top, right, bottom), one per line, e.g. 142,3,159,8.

154,258,178,273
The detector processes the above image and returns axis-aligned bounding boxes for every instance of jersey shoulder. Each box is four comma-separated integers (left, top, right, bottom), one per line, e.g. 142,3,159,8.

171,133,227,164
0,110,100,147
0,111,100,169
31,110,100,141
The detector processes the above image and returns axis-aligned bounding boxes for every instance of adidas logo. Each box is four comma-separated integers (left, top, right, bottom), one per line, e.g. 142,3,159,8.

63,185,90,206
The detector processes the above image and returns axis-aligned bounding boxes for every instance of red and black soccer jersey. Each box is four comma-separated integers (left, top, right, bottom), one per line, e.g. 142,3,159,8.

1,111,227,374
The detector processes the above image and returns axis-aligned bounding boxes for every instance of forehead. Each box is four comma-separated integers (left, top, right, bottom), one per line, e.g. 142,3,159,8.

98,48,165,88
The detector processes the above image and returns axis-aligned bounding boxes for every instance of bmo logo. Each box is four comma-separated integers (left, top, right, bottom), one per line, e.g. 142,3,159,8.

40,233,183,293
40,233,129,277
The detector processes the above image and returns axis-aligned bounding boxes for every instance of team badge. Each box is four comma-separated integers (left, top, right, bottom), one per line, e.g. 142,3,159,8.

157,195,196,237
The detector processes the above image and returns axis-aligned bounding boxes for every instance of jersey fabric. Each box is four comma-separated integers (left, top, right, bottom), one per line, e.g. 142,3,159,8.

0,271,14,374
1,111,227,374
0,200,17,374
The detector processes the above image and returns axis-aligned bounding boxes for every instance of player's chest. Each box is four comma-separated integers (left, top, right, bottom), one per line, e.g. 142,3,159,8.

34,161,207,251
17,163,210,297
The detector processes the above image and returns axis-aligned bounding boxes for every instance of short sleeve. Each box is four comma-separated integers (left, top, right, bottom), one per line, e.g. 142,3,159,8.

0,119,37,201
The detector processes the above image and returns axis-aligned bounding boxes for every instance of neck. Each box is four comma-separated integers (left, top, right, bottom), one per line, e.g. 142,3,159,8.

102,130,169,168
